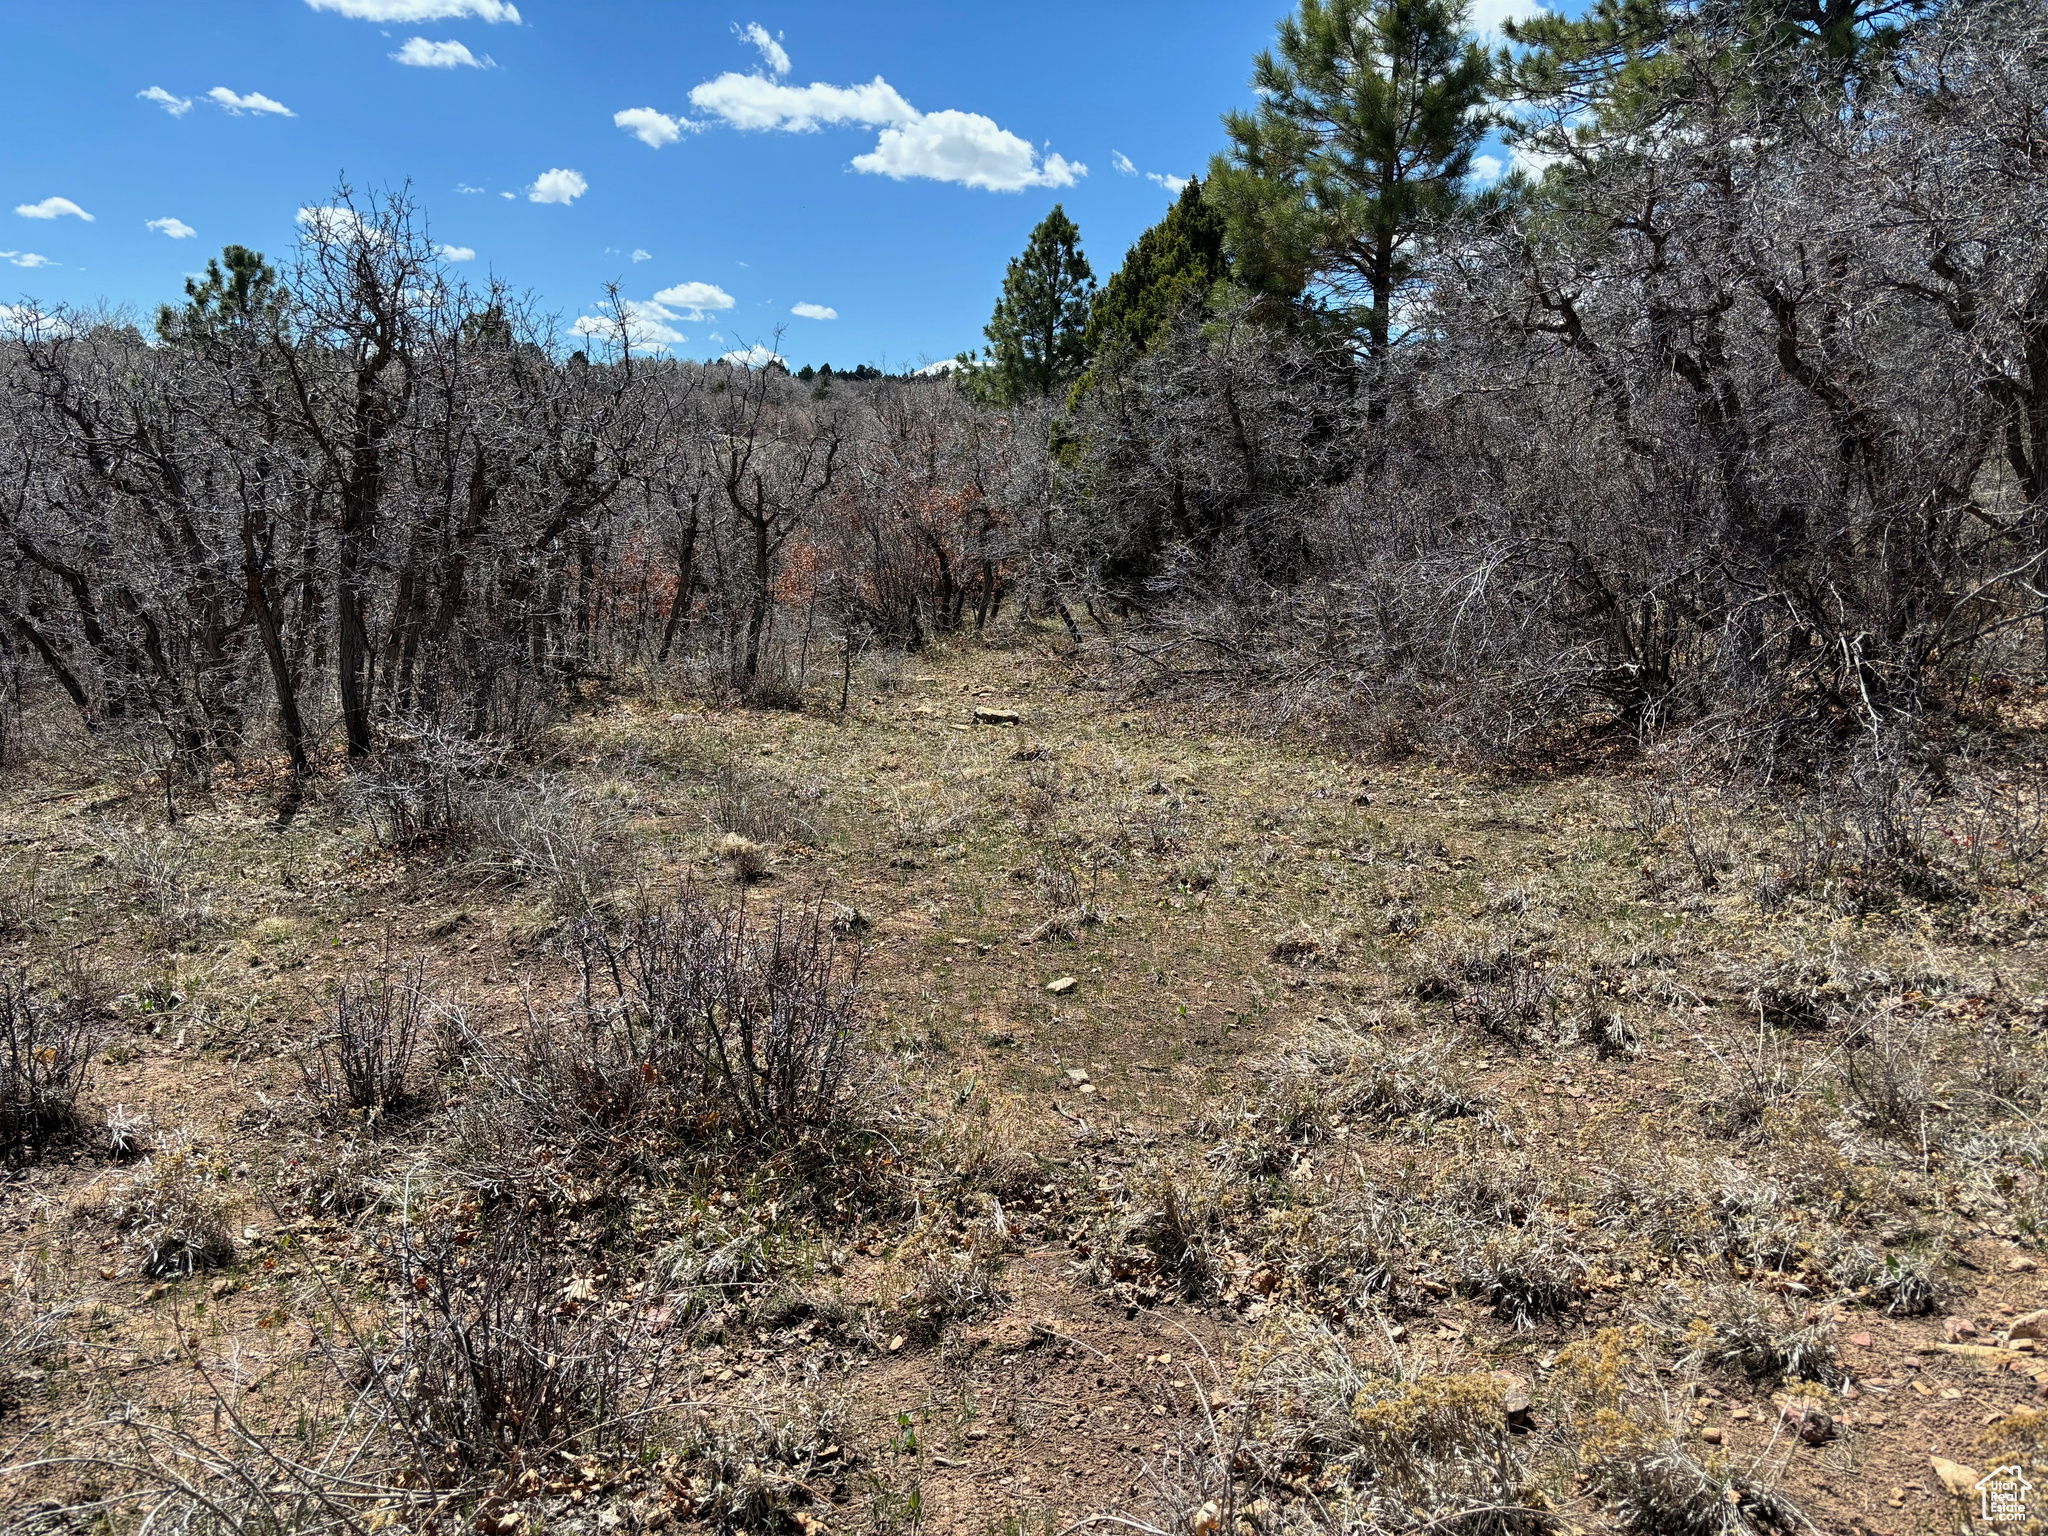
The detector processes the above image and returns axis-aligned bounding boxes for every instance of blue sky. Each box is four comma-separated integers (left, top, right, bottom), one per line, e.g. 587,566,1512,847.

1,0,1537,370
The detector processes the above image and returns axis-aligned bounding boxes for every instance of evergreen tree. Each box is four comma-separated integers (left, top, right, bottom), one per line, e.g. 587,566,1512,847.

981,205,1096,402
1502,0,1935,131
157,245,283,343
1086,177,1231,362
1207,0,1490,359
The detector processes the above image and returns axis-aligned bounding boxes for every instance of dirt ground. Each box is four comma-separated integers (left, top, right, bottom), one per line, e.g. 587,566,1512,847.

5,633,2048,1534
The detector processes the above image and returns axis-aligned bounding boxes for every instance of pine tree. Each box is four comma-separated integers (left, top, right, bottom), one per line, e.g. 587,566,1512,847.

1207,0,1490,360
1086,177,1231,363
981,205,1096,402
157,245,283,343
1502,0,1935,133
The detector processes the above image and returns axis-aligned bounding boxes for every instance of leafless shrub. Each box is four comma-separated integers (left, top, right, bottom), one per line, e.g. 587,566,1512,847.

99,822,213,947
11,1383,417,1536
474,774,624,914
709,756,820,846
1135,1171,1233,1300
300,962,430,1122
367,1222,680,1484
1842,1008,1939,1144
345,727,509,852
1452,950,1556,1047
563,890,872,1148
1700,1026,1810,1141
0,966,100,1161
0,845,57,937
1135,792,1188,854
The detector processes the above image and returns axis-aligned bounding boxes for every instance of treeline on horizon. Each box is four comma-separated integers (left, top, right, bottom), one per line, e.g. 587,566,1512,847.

1,0,2045,808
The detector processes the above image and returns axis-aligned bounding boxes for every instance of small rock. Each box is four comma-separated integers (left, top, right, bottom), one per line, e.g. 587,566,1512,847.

1944,1315,1979,1342
1064,1068,1090,1085
1849,1330,1874,1349
1491,1371,1533,1427
888,1334,905,1353
1781,1400,1835,1445
1702,1427,1724,1445
973,706,1022,726
1931,1456,1981,1499
2013,1255,2041,1273
2009,1309,2048,1341
1078,1081,1097,1095
1046,976,1078,995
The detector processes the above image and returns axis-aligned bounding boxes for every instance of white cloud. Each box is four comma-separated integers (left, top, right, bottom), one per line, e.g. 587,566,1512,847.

652,281,735,320
527,168,587,205
138,86,193,116
721,343,784,369
631,248,652,263
687,55,1079,193
0,303,60,332
305,0,520,21
210,87,295,116
0,252,54,269
853,111,1082,191
738,22,790,76
790,302,837,321
689,74,916,132
16,197,92,222
1470,0,1546,41
455,182,487,193
499,190,514,199
393,37,491,68
1509,138,1563,179
146,217,197,239
915,357,975,377
574,300,685,350
614,107,688,148
1470,153,1505,185
440,243,476,260
296,204,380,242
1114,150,1186,194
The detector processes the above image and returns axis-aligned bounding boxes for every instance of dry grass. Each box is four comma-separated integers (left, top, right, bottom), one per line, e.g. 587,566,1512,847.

3,640,2047,1533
